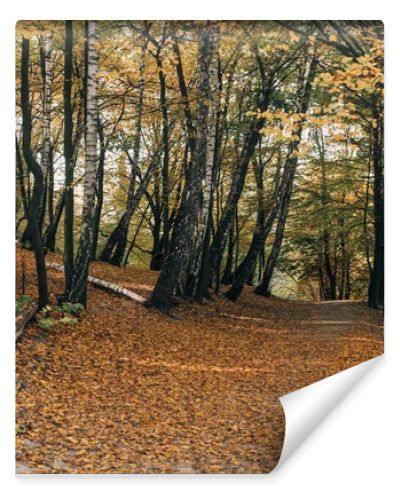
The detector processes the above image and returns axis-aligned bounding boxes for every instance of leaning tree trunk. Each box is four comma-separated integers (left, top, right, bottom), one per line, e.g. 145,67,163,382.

91,115,105,259
67,20,99,307
255,51,318,298
149,22,214,313
225,150,288,302
254,157,298,297
99,40,147,265
20,37,49,309
207,68,275,290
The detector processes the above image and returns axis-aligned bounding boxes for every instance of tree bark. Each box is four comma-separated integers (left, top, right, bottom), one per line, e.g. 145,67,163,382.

207,68,275,291
21,37,49,309
255,51,317,298
41,33,53,231
368,107,384,309
99,40,147,265
67,20,99,306
149,22,214,312
63,20,74,294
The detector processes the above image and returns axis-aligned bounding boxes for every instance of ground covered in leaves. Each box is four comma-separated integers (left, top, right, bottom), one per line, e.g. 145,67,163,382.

16,250,383,473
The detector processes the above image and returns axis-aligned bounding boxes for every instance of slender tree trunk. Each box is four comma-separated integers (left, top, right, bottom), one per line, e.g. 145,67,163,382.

227,149,293,301
255,51,317,298
63,20,74,294
368,108,384,309
16,137,29,218
149,22,214,312
156,50,170,259
39,34,53,234
207,66,275,290
315,129,336,300
43,192,65,252
185,24,218,296
92,116,105,259
221,222,235,285
67,20,99,306
99,41,147,265
195,25,220,300
21,37,49,308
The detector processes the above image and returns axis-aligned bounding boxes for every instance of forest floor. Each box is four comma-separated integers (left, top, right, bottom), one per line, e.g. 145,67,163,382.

16,249,384,473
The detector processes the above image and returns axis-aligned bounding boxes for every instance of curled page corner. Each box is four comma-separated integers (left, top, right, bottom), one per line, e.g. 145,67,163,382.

274,354,383,471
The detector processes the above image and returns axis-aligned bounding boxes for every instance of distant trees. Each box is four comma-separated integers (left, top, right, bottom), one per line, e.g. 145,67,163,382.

15,20,384,312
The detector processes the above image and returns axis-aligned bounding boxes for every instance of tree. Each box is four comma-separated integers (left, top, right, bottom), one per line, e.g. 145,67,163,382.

67,20,100,306
63,20,75,294
149,22,215,312
20,37,49,308
99,38,148,265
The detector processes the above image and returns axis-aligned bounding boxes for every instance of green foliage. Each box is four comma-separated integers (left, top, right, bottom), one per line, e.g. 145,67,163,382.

38,317,57,330
36,301,85,331
59,317,79,326
57,302,85,317
16,295,33,316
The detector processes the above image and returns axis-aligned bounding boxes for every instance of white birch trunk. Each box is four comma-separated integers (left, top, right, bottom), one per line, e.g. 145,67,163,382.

68,20,100,304
41,33,53,182
192,24,220,278
48,262,146,304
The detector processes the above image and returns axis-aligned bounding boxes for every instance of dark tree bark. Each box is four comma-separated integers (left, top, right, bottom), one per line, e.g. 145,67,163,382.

207,73,275,290
100,154,158,266
149,22,214,312
158,53,170,259
315,129,336,300
99,40,147,265
226,148,294,301
43,192,65,252
255,52,318,298
16,137,29,218
221,221,235,285
63,20,74,294
21,37,49,308
224,150,280,301
368,106,384,309
92,115,105,259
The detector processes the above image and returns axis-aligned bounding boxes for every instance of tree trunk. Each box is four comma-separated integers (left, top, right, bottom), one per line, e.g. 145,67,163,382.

255,51,317,298
92,115,105,259
221,221,235,285
63,20,74,294
149,22,214,312
207,69,275,290
99,40,147,265
368,108,384,309
67,20,99,306
43,191,65,252
315,129,337,300
21,37,49,309
185,24,218,297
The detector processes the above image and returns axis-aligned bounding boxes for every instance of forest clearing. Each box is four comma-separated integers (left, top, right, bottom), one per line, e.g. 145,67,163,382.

16,249,383,473
15,20,383,473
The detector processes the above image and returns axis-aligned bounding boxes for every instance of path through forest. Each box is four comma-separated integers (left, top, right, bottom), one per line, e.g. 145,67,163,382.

16,251,383,473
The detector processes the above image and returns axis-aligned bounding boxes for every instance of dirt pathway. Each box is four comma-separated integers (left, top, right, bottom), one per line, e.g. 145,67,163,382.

16,252,383,473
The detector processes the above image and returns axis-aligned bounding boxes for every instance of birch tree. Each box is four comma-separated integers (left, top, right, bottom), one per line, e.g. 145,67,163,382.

67,20,99,306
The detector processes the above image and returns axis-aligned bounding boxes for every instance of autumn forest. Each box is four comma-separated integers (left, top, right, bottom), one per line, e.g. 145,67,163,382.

16,21,384,474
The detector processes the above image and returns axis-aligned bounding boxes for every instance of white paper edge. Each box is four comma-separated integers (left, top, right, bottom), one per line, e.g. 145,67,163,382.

274,354,383,471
